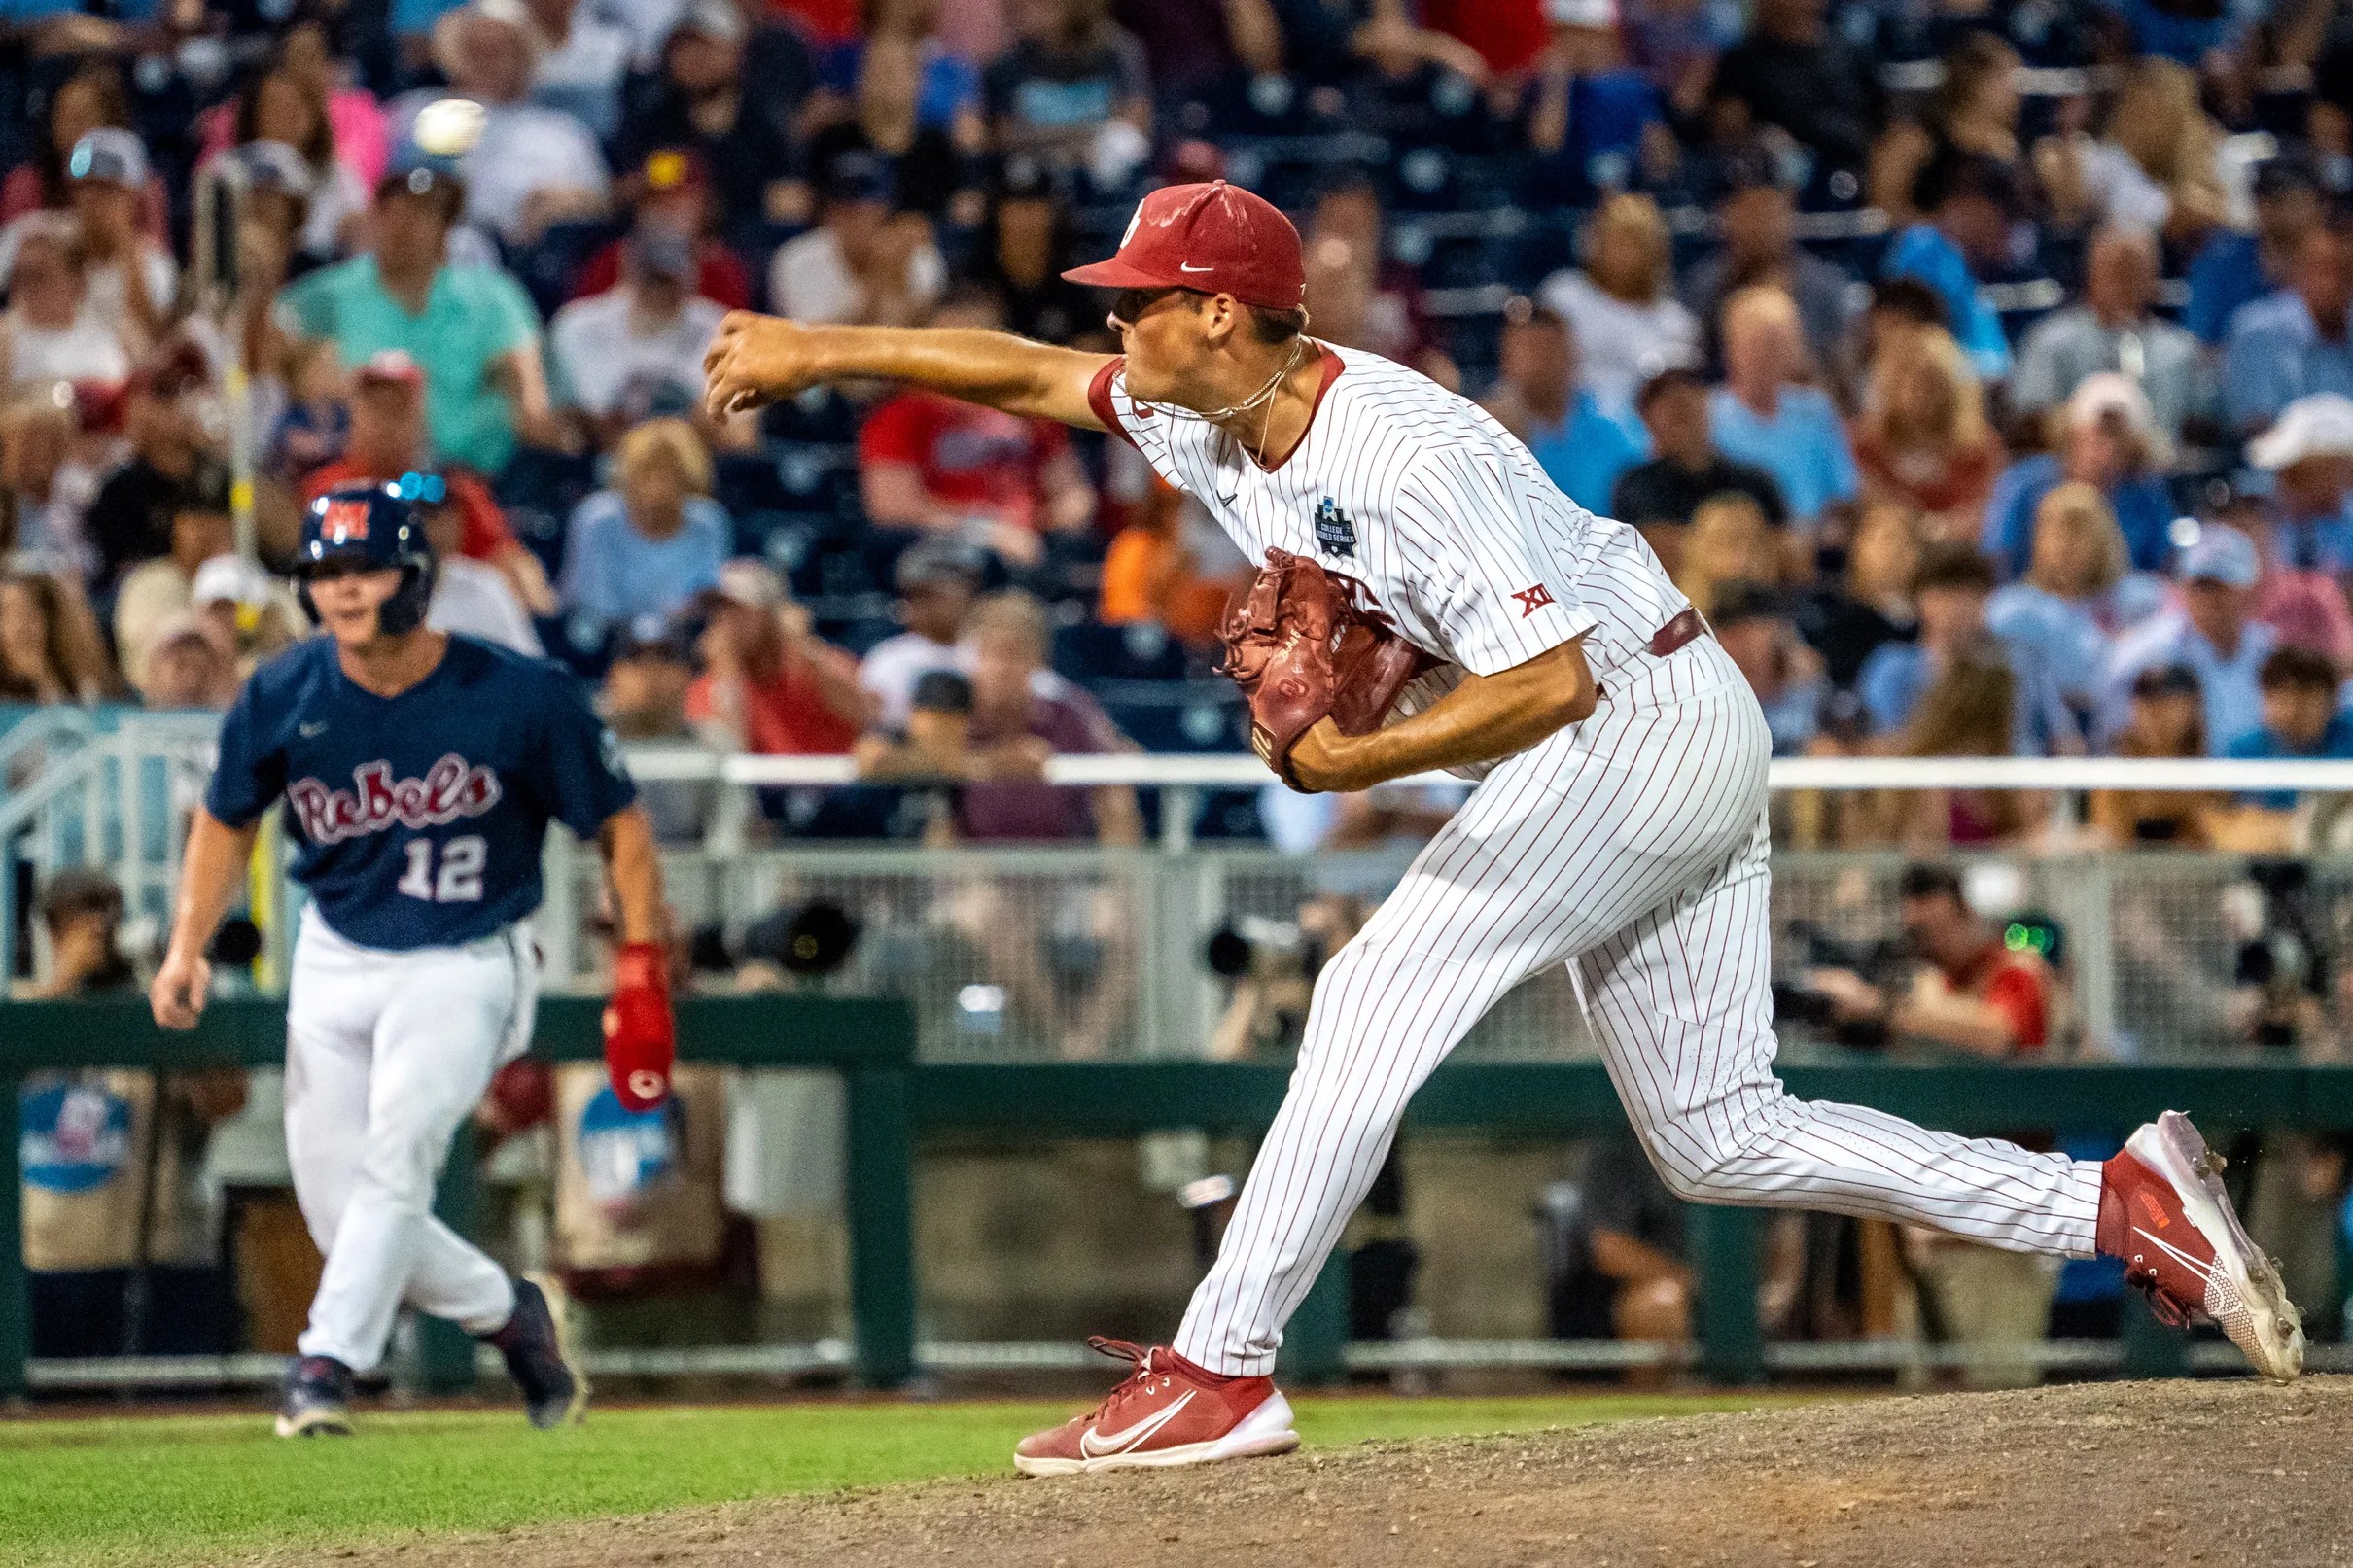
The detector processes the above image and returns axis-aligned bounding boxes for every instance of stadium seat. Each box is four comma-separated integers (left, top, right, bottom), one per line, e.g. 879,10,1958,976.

731,510,841,594
1101,683,1247,752
1053,620,1192,686
1192,789,1267,841
509,218,623,320
496,448,601,577
536,612,612,681
760,389,863,445
714,450,791,515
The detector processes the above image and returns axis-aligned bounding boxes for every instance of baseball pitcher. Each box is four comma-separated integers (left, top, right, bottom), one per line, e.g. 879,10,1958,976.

704,181,2301,1475
151,482,676,1436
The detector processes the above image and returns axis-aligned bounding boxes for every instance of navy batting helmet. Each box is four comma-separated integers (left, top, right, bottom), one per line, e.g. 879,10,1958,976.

295,479,439,636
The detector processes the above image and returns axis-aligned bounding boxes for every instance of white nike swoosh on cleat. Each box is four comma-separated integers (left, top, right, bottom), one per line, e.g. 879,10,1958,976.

2134,1225,2219,1284
1079,1390,1195,1459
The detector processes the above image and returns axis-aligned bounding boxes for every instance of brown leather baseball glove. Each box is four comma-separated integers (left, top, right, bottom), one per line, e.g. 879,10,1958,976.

1219,548,1430,790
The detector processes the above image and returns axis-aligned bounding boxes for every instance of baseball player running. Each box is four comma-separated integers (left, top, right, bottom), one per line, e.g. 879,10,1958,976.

150,482,677,1436
704,181,2301,1475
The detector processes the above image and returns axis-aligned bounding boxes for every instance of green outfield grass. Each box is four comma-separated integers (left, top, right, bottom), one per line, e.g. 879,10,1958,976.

0,1391,1816,1567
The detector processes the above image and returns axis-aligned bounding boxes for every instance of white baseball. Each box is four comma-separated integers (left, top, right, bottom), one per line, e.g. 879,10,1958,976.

412,98,487,157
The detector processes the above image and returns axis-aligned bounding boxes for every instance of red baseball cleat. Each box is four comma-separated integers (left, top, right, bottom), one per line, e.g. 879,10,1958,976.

2099,1111,2304,1382
1014,1338,1300,1477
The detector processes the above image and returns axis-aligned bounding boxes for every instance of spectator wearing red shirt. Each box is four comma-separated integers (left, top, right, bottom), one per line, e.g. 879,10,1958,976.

857,287,1094,567
686,559,872,757
567,149,753,311
1807,861,2053,1056
299,351,556,617
1803,860,2061,1387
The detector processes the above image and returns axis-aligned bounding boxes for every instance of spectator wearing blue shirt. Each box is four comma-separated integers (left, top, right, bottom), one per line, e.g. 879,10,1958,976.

557,418,729,632
2010,226,2212,445
1479,302,1646,515
1713,582,1825,755
2107,0,2247,66
1984,373,2179,575
1882,150,2019,382
1858,543,2078,753
2246,394,2353,574
982,2,1151,172
2100,525,2277,751
1521,0,1670,206
1986,481,2143,732
2185,153,2325,346
2222,222,2353,434
1681,146,1859,370
2224,646,2353,812
1708,285,1858,528
819,5,984,137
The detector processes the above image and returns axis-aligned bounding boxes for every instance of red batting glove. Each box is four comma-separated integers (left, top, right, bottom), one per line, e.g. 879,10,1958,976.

603,941,675,1113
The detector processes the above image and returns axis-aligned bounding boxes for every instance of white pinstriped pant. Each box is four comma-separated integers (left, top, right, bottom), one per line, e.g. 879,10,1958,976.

1175,636,2105,1376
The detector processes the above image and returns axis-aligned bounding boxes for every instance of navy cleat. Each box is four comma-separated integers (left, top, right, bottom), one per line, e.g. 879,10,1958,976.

275,1354,355,1437
482,1273,588,1429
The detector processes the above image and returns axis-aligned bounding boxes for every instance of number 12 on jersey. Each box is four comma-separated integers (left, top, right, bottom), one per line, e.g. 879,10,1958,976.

397,836,487,902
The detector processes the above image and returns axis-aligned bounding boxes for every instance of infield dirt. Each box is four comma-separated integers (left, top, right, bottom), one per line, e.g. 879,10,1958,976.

255,1376,2353,1568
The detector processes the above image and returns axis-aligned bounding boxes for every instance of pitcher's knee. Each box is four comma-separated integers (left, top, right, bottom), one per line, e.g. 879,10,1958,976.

1634,1099,1789,1202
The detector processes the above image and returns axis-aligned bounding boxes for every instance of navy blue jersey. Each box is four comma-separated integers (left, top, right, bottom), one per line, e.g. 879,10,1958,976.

206,635,636,951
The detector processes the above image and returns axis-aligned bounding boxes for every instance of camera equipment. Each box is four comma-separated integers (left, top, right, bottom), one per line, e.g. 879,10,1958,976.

1770,921,1909,1047
1203,915,1330,982
740,899,860,979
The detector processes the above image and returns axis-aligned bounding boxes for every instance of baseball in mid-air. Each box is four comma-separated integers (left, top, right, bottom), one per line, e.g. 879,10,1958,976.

412,97,486,157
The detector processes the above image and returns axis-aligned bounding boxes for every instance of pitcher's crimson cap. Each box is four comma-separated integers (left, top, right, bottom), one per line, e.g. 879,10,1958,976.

1063,181,1305,312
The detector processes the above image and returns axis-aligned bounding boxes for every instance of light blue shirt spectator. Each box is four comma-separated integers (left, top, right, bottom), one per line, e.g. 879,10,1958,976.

2225,712,2353,810
1857,640,2078,755
1524,393,1649,515
2100,612,2275,752
2185,229,2274,346
2221,291,2353,433
1983,455,2177,576
1883,224,2012,381
1707,385,1857,525
1987,582,2115,715
2264,501,2353,574
2246,392,2353,572
557,491,729,630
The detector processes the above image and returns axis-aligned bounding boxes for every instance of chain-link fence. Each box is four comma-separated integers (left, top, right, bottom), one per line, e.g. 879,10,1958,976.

527,835,2353,1063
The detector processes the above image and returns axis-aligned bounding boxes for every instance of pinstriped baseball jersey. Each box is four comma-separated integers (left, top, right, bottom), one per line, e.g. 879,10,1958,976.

1077,344,2111,1382
1087,344,1691,776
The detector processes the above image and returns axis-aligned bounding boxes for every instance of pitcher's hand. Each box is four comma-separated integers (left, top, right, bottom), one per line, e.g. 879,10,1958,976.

704,313,822,419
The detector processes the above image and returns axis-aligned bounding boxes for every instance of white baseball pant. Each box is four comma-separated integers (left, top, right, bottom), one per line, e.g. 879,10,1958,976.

285,908,532,1372
1176,635,2105,1376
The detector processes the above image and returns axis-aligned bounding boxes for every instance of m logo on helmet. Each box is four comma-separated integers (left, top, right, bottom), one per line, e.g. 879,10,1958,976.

322,499,371,544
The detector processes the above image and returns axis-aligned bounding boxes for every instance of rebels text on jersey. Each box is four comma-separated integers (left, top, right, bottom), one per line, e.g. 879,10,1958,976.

206,635,637,951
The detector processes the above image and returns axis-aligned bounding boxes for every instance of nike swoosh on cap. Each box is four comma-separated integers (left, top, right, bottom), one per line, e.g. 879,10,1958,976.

1179,261,1213,272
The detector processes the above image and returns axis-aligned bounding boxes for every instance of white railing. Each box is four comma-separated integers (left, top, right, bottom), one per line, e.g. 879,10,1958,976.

626,749,2353,792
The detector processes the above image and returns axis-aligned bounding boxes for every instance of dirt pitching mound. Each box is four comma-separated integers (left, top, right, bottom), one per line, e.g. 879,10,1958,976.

289,1376,2353,1568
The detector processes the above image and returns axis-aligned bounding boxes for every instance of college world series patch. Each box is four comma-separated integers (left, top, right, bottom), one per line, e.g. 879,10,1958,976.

1314,497,1355,559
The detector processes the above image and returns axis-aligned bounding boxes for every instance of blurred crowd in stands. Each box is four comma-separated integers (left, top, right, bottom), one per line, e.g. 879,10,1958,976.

12,0,2353,855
